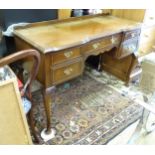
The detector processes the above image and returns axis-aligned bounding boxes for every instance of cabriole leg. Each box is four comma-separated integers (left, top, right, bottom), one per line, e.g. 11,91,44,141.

41,86,56,141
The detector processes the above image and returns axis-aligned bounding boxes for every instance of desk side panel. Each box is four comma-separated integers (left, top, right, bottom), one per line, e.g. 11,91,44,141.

14,37,45,85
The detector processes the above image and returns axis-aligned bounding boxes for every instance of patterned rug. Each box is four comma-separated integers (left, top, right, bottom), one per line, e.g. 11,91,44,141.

32,68,143,145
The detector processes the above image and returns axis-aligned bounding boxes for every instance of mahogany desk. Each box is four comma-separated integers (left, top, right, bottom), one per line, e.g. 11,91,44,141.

13,14,141,138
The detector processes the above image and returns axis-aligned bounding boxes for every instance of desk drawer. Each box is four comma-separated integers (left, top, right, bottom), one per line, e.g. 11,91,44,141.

52,59,83,84
144,10,155,26
81,34,121,54
52,48,81,65
139,26,155,43
123,29,141,41
117,37,139,58
138,40,155,57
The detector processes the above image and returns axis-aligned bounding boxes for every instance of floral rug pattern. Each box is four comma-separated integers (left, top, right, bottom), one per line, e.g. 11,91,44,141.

32,67,143,145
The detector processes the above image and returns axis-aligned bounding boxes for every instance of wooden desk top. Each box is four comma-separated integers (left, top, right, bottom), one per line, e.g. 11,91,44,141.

14,14,141,53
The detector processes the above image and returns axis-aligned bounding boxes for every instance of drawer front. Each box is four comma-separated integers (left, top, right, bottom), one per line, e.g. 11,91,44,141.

52,59,83,84
144,16,155,26
81,34,121,54
138,40,155,57
123,29,141,41
144,10,155,26
139,26,155,43
118,38,139,58
52,48,81,65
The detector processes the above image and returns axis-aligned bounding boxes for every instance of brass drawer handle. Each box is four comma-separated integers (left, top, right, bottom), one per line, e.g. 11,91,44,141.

92,43,100,49
152,45,155,49
140,50,145,54
144,34,149,38
131,33,135,38
111,36,118,44
149,17,154,20
125,44,136,51
64,51,73,58
64,68,73,75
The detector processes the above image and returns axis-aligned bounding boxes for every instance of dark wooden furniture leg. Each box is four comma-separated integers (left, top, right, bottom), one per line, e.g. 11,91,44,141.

125,53,138,86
